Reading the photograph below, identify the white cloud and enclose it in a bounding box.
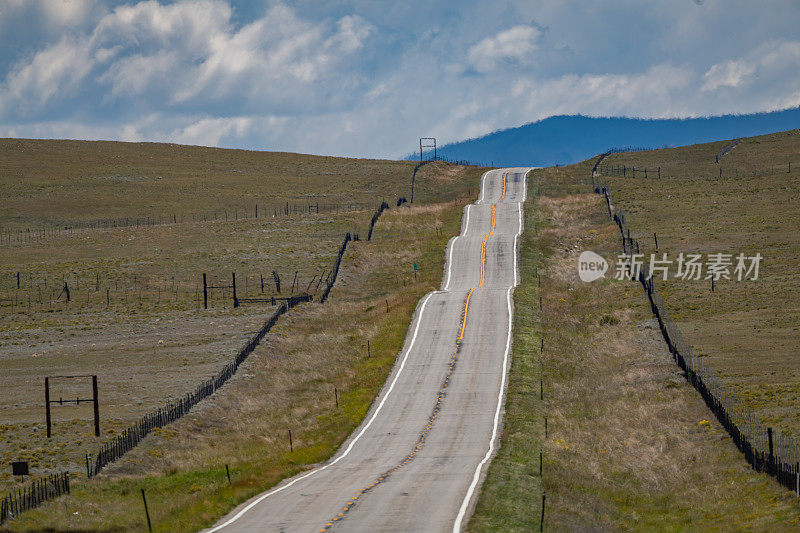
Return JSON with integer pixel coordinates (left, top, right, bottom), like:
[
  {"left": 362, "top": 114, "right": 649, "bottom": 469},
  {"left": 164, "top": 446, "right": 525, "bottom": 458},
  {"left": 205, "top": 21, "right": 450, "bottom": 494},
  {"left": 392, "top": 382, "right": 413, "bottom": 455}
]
[
  {"left": 41, "top": 0, "right": 97, "bottom": 28},
  {"left": 0, "top": 1, "right": 375, "bottom": 116},
  {"left": 170, "top": 116, "right": 255, "bottom": 146},
  {"left": 1, "top": 1, "right": 800, "bottom": 158},
  {"left": 702, "top": 40, "right": 800, "bottom": 92},
  {"left": 1, "top": 37, "right": 94, "bottom": 114},
  {"left": 702, "top": 60, "right": 756, "bottom": 91},
  {"left": 467, "top": 24, "right": 542, "bottom": 73}
]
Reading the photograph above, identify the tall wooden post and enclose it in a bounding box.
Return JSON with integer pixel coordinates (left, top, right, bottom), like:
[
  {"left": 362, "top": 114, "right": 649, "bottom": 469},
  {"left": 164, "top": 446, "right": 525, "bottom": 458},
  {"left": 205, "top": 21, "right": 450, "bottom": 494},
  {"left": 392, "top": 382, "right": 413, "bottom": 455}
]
[
  {"left": 203, "top": 273, "right": 208, "bottom": 309},
  {"left": 92, "top": 375, "right": 100, "bottom": 437},
  {"left": 232, "top": 272, "right": 239, "bottom": 308},
  {"left": 45, "top": 377, "right": 52, "bottom": 438}
]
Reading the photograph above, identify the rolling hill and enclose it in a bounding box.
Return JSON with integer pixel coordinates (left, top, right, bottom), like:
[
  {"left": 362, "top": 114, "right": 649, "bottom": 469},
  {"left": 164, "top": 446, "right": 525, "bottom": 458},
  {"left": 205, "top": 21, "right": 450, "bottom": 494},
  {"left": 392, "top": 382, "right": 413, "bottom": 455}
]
[{"left": 425, "top": 108, "right": 800, "bottom": 167}]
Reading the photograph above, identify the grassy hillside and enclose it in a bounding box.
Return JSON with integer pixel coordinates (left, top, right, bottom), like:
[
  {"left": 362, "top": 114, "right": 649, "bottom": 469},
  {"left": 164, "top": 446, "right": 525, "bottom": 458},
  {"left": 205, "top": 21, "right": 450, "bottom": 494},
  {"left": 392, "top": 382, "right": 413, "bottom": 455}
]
[
  {"left": 594, "top": 130, "right": 800, "bottom": 438},
  {"left": 470, "top": 158, "right": 800, "bottom": 530},
  {"left": 0, "top": 139, "right": 482, "bottom": 507}
]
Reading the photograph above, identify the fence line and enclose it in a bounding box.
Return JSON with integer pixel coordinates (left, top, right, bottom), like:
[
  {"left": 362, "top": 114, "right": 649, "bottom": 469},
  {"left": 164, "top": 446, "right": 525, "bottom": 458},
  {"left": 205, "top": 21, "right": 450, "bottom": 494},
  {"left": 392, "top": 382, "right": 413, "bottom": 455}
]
[
  {"left": 0, "top": 201, "right": 372, "bottom": 247},
  {"left": 596, "top": 159, "right": 796, "bottom": 180},
  {"left": 593, "top": 170, "right": 800, "bottom": 494},
  {"left": 0, "top": 472, "right": 70, "bottom": 525},
  {"left": 716, "top": 139, "right": 740, "bottom": 163},
  {"left": 87, "top": 197, "right": 397, "bottom": 475},
  {"left": 367, "top": 202, "right": 389, "bottom": 241},
  {"left": 89, "top": 293, "right": 312, "bottom": 477},
  {"left": 319, "top": 233, "right": 353, "bottom": 304}
]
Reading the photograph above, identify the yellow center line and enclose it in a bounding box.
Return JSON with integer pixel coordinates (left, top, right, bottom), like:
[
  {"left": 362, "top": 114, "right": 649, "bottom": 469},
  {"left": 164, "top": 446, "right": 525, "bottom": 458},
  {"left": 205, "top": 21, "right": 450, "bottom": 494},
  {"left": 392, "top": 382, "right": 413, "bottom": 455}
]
[
  {"left": 479, "top": 234, "right": 488, "bottom": 288},
  {"left": 320, "top": 170, "right": 509, "bottom": 530},
  {"left": 480, "top": 171, "right": 506, "bottom": 288},
  {"left": 320, "top": 287, "right": 476, "bottom": 530}
]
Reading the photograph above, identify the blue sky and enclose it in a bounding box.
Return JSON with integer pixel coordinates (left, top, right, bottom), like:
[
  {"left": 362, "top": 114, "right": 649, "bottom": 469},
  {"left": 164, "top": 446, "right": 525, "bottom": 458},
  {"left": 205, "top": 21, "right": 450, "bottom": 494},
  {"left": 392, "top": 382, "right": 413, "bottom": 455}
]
[{"left": 1, "top": 0, "right": 799, "bottom": 158}]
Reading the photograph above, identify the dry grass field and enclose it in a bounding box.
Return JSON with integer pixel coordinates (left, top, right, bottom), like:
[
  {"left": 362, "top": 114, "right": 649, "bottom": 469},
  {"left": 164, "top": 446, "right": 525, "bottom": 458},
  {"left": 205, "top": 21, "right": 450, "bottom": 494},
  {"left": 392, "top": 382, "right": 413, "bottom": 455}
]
[
  {"left": 591, "top": 131, "right": 800, "bottom": 438},
  {"left": 0, "top": 139, "right": 480, "bottom": 505},
  {"left": 469, "top": 166, "right": 800, "bottom": 531},
  {"left": 4, "top": 163, "right": 483, "bottom": 531}
]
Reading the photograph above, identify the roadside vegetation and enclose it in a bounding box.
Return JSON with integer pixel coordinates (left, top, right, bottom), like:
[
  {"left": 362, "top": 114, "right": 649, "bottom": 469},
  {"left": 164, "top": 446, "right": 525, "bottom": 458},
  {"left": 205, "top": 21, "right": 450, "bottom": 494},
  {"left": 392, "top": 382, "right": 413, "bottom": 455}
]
[
  {"left": 469, "top": 152, "right": 800, "bottom": 529},
  {"left": 596, "top": 130, "right": 800, "bottom": 438}
]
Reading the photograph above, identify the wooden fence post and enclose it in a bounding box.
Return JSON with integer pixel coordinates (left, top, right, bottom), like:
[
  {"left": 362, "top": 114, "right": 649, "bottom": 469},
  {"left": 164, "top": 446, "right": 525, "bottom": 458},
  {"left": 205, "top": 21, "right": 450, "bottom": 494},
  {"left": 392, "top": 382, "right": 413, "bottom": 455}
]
[
  {"left": 232, "top": 272, "right": 239, "bottom": 308},
  {"left": 540, "top": 492, "right": 546, "bottom": 532},
  {"left": 45, "top": 377, "right": 51, "bottom": 438},
  {"left": 141, "top": 489, "right": 152, "bottom": 532},
  {"left": 92, "top": 375, "right": 100, "bottom": 437}
]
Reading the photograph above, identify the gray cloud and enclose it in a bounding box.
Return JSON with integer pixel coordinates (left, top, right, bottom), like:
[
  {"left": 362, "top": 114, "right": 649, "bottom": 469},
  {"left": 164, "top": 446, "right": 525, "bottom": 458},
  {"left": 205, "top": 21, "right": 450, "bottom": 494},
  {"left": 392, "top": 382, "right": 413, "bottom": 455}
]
[{"left": 1, "top": 0, "right": 799, "bottom": 158}]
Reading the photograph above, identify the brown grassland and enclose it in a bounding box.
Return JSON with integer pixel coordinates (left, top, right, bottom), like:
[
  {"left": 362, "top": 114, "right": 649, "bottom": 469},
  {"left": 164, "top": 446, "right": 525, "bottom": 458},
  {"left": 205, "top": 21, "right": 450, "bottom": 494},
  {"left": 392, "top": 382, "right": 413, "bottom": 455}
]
[
  {"left": 469, "top": 163, "right": 800, "bottom": 530},
  {"left": 0, "top": 138, "right": 483, "bottom": 530},
  {"left": 595, "top": 131, "right": 800, "bottom": 438}
]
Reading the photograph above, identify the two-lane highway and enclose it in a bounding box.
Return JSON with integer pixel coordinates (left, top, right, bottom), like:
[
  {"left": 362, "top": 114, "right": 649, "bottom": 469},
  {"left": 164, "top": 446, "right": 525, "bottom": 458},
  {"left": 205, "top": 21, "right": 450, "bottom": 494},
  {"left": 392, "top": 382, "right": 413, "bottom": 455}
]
[{"left": 207, "top": 167, "right": 531, "bottom": 532}]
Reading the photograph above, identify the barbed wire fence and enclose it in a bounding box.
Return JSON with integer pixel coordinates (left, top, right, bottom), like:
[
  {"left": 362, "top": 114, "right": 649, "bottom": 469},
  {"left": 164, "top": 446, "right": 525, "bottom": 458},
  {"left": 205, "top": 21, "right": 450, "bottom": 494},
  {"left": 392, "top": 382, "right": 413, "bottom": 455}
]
[
  {"left": 592, "top": 162, "right": 800, "bottom": 495},
  {"left": 0, "top": 201, "right": 372, "bottom": 247},
  {"left": 596, "top": 156, "right": 797, "bottom": 180}
]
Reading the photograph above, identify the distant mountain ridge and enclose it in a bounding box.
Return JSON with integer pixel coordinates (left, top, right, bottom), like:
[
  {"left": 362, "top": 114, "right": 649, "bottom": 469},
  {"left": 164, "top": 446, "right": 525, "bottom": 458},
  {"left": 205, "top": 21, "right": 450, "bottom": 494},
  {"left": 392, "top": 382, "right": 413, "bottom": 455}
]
[{"left": 421, "top": 108, "right": 800, "bottom": 167}]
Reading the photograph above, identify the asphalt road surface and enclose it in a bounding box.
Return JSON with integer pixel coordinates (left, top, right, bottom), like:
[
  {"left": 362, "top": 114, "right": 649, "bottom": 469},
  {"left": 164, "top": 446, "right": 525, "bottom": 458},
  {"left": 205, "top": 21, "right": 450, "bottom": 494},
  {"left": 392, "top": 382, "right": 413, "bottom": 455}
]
[{"left": 207, "top": 167, "right": 531, "bottom": 533}]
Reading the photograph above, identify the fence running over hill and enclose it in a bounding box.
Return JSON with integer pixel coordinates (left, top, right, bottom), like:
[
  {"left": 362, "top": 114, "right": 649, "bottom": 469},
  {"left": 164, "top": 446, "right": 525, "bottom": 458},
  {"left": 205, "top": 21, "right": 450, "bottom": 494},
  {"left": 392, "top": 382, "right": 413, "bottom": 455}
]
[
  {"left": 0, "top": 201, "right": 372, "bottom": 247},
  {"left": 596, "top": 156, "right": 797, "bottom": 180},
  {"left": 0, "top": 472, "right": 70, "bottom": 525},
  {"left": 87, "top": 196, "right": 398, "bottom": 476},
  {"left": 367, "top": 202, "right": 390, "bottom": 241},
  {"left": 716, "top": 139, "right": 740, "bottom": 162},
  {"left": 88, "top": 293, "right": 312, "bottom": 477},
  {"left": 592, "top": 170, "right": 800, "bottom": 495},
  {"left": 319, "top": 233, "right": 353, "bottom": 304}
]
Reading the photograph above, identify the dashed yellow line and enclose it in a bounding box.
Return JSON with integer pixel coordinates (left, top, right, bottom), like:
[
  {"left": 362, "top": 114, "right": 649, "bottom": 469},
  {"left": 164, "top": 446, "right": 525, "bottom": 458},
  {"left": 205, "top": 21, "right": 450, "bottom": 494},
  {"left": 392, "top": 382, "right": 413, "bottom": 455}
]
[
  {"left": 320, "top": 288, "right": 475, "bottom": 531},
  {"left": 480, "top": 171, "right": 506, "bottom": 288},
  {"left": 479, "top": 234, "right": 488, "bottom": 288},
  {"left": 319, "top": 171, "right": 510, "bottom": 531}
]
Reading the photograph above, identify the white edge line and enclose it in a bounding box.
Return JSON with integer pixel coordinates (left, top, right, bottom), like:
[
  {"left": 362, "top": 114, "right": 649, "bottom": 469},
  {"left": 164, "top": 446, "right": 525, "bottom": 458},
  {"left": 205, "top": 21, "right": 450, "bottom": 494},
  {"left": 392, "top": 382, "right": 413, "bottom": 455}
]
[
  {"left": 210, "top": 167, "right": 511, "bottom": 532},
  {"left": 443, "top": 204, "right": 470, "bottom": 291},
  {"left": 452, "top": 168, "right": 528, "bottom": 532},
  {"left": 444, "top": 169, "right": 491, "bottom": 291},
  {"left": 478, "top": 170, "right": 488, "bottom": 204},
  {"left": 207, "top": 291, "right": 437, "bottom": 532}
]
